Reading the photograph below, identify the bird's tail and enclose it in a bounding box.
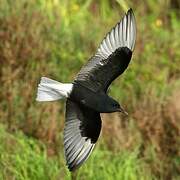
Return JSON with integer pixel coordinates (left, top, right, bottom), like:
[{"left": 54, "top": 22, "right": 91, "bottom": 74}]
[{"left": 36, "top": 77, "right": 73, "bottom": 102}]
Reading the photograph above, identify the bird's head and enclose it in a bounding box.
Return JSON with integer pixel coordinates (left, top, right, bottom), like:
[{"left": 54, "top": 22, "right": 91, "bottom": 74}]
[
  {"left": 106, "top": 97, "right": 128, "bottom": 115},
  {"left": 111, "top": 102, "right": 128, "bottom": 115}
]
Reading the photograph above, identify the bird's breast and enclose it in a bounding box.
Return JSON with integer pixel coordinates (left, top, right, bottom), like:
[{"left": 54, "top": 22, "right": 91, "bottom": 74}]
[{"left": 69, "top": 83, "right": 109, "bottom": 112}]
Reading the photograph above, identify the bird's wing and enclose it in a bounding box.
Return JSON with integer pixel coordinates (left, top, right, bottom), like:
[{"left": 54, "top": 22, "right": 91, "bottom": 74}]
[
  {"left": 64, "top": 99, "right": 101, "bottom": 171},
  {"left": 75, "top": 9, "right": 136, "bottom": 92}
]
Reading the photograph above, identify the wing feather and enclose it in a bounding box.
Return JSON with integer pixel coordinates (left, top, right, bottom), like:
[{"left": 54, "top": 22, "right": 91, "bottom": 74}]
[
  {"left": 64, "top": 99, "right": 101, "bottom": 171},
  {"left": 75, "top": 9, "right": 136, "bottom": 92}
]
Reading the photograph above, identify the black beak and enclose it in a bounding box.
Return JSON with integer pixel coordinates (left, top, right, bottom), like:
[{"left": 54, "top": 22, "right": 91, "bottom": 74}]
[{"left": 117, "top": 107, "right": 128, "bottom": 116}]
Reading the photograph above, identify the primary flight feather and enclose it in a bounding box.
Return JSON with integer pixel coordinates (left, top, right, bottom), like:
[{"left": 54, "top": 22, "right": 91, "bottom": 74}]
[{"left": 36, "top": 8, "right": 136, "bottom": 171}]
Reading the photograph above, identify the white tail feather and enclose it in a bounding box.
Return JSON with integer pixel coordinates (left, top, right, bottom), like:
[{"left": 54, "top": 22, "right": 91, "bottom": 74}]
[{"left": 36, "top": 77, "right": 73, "bottom": 102}]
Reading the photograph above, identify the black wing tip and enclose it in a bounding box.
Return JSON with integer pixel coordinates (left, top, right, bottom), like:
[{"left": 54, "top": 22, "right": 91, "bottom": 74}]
[
  {"left": 68, "top": 164, "right": 77, "bottom": 172},
  {"left": 126, "top": 8, "right": 135, "bottom": 18},
  {"left": 67, "top": 159, "right": 82, "bottom": 172},
  {"left": 127, "top": 8, "right": 133, "bottom": 14}
]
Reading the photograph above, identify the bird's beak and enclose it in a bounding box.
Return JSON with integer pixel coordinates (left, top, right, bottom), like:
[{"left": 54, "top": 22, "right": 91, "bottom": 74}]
[{"left": 117, "top": 107, "right": 128, "bottom": 116}]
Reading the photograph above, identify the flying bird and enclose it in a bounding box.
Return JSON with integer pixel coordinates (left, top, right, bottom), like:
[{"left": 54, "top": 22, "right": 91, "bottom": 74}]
[{"left": 36, "top": 8, "right": 136, "bottom": 171}]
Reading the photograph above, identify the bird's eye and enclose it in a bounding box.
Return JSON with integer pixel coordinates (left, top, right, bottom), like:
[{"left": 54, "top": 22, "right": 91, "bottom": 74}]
[{"left": 113, "top": 104, "right": 119, "bottom": 108}]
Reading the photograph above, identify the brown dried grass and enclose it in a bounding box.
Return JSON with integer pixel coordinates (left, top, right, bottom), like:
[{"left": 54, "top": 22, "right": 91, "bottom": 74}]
[{"left": 102, "top": 89, "right": 180, "bottom": 179}]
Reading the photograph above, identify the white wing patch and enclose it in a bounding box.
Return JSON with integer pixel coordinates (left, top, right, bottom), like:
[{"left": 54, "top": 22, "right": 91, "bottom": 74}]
[{"left": 96, "top": 9, "right": 136, "bottom": 59}]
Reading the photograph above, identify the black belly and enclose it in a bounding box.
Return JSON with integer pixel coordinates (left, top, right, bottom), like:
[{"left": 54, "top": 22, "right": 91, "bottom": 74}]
[{"left": 69, "top": 82, "right": 110, "bottom": 112}]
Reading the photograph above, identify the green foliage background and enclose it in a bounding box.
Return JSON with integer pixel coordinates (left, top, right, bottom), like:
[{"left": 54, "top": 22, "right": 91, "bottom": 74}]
[{"left": 0, "top": 0, "right": 179, "bottom": 179}]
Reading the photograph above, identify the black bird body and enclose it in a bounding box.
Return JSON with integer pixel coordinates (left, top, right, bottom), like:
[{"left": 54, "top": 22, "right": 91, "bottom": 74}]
[
  {"left": 36, "top": 9, "right": 136, "bottom": 171},
  {"left": 70, "top": 82, "right": 118, "bottom": 113},
  {"left": 70, "top": 46, "right": 132, "bottom": 113}
]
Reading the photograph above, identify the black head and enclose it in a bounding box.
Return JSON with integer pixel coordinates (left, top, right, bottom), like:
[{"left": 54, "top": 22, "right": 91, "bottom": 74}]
[
  {"left": 107, "top": 98, "right": 121, "bottom": 112},
  {"left": 101, "top": 96, "right": 128, "bottom": 115}
]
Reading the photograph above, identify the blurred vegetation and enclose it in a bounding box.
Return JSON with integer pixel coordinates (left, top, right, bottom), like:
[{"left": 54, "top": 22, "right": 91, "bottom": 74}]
[{"left": 0, "top": 0, "right": 179, "bottom": 179}]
